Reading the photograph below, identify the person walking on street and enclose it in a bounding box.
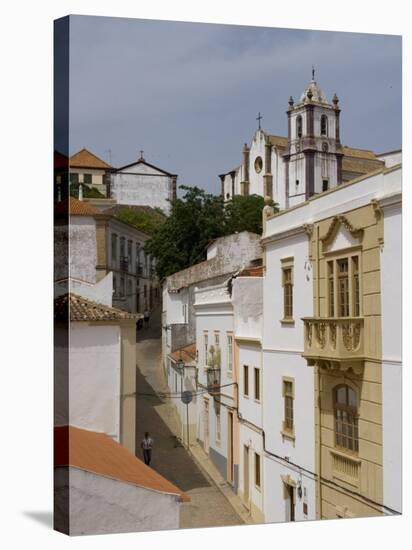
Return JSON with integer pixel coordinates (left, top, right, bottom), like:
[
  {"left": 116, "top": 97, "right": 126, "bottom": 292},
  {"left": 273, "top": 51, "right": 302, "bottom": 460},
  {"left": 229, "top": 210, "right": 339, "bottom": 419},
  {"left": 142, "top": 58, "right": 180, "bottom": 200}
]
[
  {"left": 141, "top": 432, "right": 154, "bottom": 466},
  {"left": 144, "top": 308, "right": 150, "bottom": 328}
]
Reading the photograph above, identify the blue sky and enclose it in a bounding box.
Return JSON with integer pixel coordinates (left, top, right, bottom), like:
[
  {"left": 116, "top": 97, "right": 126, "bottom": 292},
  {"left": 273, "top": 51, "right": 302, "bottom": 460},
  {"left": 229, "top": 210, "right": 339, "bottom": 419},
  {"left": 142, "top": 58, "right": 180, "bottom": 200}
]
[{"left": 67, "top": 16, "right": 402, "bottom": 194}]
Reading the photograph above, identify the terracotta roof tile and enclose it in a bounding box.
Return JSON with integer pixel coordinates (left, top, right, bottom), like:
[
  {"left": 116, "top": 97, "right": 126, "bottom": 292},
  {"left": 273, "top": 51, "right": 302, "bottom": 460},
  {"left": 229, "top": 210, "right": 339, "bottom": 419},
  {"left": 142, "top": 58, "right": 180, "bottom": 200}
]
[
  {"left": 54, "top": 426, "right": 189, "bottom": 502},
  {"left": 267, "top": 135, "right": 289, "bottom": 148},
  {"left": 70, "top": 148, "right": 112, "bottom": 169},
  {"left": 239, "top": 265, "right": 264, "bottom": 277},
  {"left": 342, "top": 157, "right": 384, "bottom": 175},
  {"left": 169, "top": 343, "right": 197, "bottom": 364},
  {"left": 340, "top": 146, "right": 380, "bottom": 160},
  {"left": 54, "top": 293, "right": 139, "bottom": 322},
  {"left": 55, "top": 197, "right": 100, "bottom": 218}
]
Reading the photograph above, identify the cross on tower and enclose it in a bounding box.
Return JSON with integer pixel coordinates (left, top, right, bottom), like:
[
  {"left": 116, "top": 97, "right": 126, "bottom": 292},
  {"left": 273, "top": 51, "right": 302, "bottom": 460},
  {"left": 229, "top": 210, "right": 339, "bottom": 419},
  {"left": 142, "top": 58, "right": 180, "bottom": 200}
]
[
  {"left": 139, "top": 150, "right": 144, "bottom": 160},
  {"left": 256, "top": 112, "right": 263, "bottom": 130},
  {"left": 312, "top": 65, "right": 315, "bottom": 80}
]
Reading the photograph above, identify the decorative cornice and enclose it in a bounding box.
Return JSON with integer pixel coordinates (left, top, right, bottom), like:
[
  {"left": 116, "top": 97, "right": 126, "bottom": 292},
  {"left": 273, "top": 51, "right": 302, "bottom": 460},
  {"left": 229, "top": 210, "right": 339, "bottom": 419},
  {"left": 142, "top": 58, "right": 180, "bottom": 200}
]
[
  {"left": 320, "top": 215, "right": 363, "bottom": 245},
  {"left": 261, "top": 225, "right": 307, "bottom": 246},
  {"left": 303, "top": 223, "right": 314, "bottom": 239}
]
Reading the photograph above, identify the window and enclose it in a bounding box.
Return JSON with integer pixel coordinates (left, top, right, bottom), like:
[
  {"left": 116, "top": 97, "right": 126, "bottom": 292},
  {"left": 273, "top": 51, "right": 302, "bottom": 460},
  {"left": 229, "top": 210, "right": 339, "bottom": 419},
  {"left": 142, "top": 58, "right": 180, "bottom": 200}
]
[
  {"left": 216, "top": 412, "right": 221, "bottom": 443},
  {"left": 70, "top": 172, "right": 79, "bottom": 185},
  {"left": 283, "top": 379, "right": 294, "bottom": 433},
  {"left": 295, "top": 179, "right": 299, "bottom": 186},
  {"left": 128, "top": 240, "right": 133, "bottom": 263},
  {"left": 204, "top": 333, "right": 209, "bottom": 367},
  {"left": 111, "top": 234, "right": 118, "bottom": 264},
  {"left": 328, "top": 262, "right": 335, "bottom": 317},
  {"left": 254, "top": 156, "right": 263, "bottom": 173},
  {"left": 214, "top": 332, "right": 221, "bottom": 368},
  {"left": 334, "top": 385, "right": 359, "bottom": 453},
  {"left": 282, "top": 266, "right": 293, "bottom": 320},
  {"left": 120, "top": 236, "right": 125, "bottom": 259},
  {"left": 182, "top": 304, "right": 187, "bottom": 323},
  {"left": 243, "top": 365, "right": 249, "bottom": 397},
  {"left": 254, "top": 368, "right": 260, "bottom": 401},
  {"left": 328, "top": 255, "right": 361, "bottom": 318},
  {"left": 255, "top": 453, "right": 261, "bottom": 488},
  {"left": 353, "top": 257, "right": 360, "bottom": 317},
  {"left": 296, "top": 115, "right": 302, "bottom": 138},
  {"left": 127, "top": 279, "right": 132, "bottom": 299},
  {"left": 337, "top": 259, "right": 349, "bottom": 317},
  {"left": 113, "top": 274, "right": 117, "bottom": 297},
  {"left": 322, "top": 179, "right": 329, "bottom": 192},
  {"left": 214, "top": 332, "right": 220, "bottom": 348},
  {"left": 227, "top": 334, "right": 233, "bottom": 373},
  {"left": 136, "top": 244, "right": 142, "bottom": 274},
  {"left": 120, "top": 276, "right": 125, "bottom": 297},
  {"left": 321, "top": 115, "right": 328, "bottom": 136},
  {"left": 83, "top": 173, "right": 92, "bottom": 184}
]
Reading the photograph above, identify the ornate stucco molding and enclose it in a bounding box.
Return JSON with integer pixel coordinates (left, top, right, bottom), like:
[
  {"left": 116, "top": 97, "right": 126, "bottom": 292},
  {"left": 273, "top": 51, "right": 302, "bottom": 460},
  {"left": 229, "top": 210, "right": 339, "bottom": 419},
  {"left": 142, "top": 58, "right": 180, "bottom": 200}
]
[{"left": 320, "top": 214, "right": 364, "bottom": 245}]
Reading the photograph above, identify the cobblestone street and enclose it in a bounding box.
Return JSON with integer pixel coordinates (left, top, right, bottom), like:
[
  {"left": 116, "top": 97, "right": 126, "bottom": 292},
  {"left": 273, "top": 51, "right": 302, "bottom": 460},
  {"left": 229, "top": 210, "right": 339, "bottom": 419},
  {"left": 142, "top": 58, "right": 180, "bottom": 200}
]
[{"left": 135, "top": 324, "right": 244, "bottom": 529}]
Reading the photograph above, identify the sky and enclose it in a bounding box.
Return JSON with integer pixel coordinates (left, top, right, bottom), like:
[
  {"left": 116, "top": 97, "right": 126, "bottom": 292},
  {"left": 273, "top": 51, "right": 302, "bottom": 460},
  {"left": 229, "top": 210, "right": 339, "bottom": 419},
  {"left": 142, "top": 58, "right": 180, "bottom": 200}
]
[{"left": 64, "top": 16, "right": 402, "bottom": 195}]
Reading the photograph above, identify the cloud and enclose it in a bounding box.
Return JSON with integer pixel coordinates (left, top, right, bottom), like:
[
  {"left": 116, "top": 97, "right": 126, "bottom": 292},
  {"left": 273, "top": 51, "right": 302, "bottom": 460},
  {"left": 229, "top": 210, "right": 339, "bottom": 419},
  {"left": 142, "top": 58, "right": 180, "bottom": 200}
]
[{"left": 66, "top": 16, "right": 401, "bottom": 193}]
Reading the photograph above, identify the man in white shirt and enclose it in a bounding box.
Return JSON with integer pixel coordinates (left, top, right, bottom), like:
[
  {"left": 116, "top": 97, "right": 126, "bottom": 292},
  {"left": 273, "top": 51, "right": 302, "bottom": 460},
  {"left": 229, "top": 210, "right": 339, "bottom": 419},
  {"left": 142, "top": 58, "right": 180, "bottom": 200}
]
[{"left": 141, "top": 431, "right": 154, "bottom": 466}]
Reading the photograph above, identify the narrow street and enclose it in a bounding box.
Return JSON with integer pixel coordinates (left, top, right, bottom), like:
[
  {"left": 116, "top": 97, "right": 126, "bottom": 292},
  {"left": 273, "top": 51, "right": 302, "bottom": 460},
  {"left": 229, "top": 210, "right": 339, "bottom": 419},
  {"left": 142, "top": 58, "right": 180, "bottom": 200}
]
[{"left": 135, "top": 322, "right": 244, "bottom": 529}]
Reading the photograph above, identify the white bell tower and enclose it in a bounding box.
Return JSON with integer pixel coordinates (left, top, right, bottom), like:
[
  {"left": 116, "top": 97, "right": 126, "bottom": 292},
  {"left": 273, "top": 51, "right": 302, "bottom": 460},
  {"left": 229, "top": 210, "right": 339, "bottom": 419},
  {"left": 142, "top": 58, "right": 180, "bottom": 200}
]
[{"left": 283, "top": 69, "right": 343, "bottom": 206}]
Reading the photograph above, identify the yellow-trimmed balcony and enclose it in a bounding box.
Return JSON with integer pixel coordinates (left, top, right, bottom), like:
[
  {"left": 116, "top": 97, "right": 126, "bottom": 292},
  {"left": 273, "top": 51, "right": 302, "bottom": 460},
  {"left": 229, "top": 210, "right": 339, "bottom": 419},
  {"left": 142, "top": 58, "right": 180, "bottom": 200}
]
[{"left": 302, "top": 317, "right": 364, "bottom": 373}]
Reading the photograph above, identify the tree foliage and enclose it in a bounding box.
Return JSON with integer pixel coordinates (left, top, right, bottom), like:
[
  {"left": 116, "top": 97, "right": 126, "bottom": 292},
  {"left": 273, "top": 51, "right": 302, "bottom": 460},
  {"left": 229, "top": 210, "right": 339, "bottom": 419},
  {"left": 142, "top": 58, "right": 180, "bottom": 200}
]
[
  {"left": 145, "top": 186, "right": 278, "bottom": 280},
  {"left": 69, "top": 183, "right": 105, "bottom": 199},
  {"left": 114, "top": 207, "right": 166, "bottom": 236}
]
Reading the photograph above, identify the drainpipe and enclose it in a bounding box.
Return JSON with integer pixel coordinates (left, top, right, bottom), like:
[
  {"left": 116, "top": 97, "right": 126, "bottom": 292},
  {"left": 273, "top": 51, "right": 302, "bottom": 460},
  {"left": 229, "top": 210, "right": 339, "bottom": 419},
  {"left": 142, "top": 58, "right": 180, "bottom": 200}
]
[{"left": 315, "top": 224, "right": 322, "bottom": 519}]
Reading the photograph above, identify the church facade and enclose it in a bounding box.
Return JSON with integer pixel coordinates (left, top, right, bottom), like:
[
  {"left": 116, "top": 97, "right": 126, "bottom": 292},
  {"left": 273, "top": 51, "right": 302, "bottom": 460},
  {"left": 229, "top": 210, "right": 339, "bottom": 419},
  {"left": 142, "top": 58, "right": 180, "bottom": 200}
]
[
  {"left": 220, "top": 75, "right": 387, "bottom": 209},
  {"left": 109, "top": 153, "right": 177, "bottom": 215}
]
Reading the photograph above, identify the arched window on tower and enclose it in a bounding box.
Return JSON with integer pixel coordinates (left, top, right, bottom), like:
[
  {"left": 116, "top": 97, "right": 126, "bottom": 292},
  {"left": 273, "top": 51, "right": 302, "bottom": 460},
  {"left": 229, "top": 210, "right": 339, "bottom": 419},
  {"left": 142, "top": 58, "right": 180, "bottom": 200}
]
[
  {"left": 296, "top": 115, "right": 303, "bottom": 139},
  {"left": 321, "top": 115, "right": 328, "bottom": 136}
]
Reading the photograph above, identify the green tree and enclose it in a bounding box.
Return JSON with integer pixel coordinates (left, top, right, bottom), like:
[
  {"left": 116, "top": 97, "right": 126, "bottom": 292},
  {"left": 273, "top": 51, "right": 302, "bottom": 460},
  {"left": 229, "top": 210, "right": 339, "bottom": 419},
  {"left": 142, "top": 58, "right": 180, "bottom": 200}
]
[
  {"left": 69, "top": 182, "right": 105, "bottom": 199},
  {"left": 114, "top": 207, "right": 166, "bottom": 236},
  {"left": 224, "top": 194, "right": 278, "bottom": 235},
  {"left": 145, "top": 186, "right": 278, "bottom": 280},
  {"left": 145, "top": 186, "right": 225, "bottom": 279}
]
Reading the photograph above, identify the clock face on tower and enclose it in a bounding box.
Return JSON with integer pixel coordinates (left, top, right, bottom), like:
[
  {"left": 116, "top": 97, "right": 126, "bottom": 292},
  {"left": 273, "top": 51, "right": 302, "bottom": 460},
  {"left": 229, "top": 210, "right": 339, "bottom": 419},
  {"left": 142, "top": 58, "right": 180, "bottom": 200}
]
[{"left": 254, "top": 156, "right": 263, "bottom": 173}]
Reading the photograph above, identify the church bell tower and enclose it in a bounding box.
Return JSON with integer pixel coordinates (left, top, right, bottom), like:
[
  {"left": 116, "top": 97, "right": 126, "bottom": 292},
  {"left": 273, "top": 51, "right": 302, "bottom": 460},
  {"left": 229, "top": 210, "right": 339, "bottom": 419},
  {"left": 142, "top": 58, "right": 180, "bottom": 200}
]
[{"left": 283, "top": 69, "right": 343, "bottom": 205}]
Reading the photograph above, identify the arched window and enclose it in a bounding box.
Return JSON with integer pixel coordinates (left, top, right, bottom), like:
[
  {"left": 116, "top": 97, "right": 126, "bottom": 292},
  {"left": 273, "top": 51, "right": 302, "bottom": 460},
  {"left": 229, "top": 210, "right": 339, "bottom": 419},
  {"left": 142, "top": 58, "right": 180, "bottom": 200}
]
[
  {"left": 334, "top": 385, "right": 359, "bottom": 452},
  {"left": 321, "top": 115, "right": 328, "bottom": 136},
  {"left": 296, "top": 115, "right": 303, "bottom": 138}
]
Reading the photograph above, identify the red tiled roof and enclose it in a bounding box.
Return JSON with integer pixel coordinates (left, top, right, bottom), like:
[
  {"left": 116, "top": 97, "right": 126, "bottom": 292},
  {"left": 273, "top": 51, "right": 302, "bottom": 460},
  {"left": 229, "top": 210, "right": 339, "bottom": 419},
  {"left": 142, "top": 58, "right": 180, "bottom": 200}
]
[
  {"left": 239, "top": 266, "right": 264, "bottom": 277},
  {"left": 54, "top": 293, "right": 139, "bottom": 322},
  {"left": 70, "top": 148, "right": 112, "bottom": 169},
  {"left": 169, "top": 343, "right": 197, "bottom": 363},
  {"left": 54, "top": 426, "right": 189, "bottom": 502},
  {"left": 55, "top": 196, "right": 100, "bottom": 217}
]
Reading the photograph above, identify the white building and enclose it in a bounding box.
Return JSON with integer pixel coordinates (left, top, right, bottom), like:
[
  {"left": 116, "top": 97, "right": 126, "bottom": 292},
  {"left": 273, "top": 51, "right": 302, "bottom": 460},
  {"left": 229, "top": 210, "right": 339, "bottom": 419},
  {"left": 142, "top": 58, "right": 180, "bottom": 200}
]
[
  {"left": 261, "top": 162, "right": 402, "bottom": 520},
  {"left": 219, "top": 73, "right": 396, "bottom": 210},
  {"left": 162, "top": 232, "right": 262, "bottom": 467},
  {"left": 261, "top": 203, "right": 317, "bottom": 523},
  {"left": 54, "top": 292, "right": 139, "bottom": 455},
  {"left": 110, "top": 153, "right": 177, "bottom": 215},
  {"left": 166, "top": 343, "right": 198, "bottom": 446},
  {"left": 194, "top": 281, "right": 236, "bottom": 487},
  {"left": 54, "top": 426, "right": 188, "bottom": 535},
  {"left": 232, "top": 266, "right": 265, "bottom": 522}
]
